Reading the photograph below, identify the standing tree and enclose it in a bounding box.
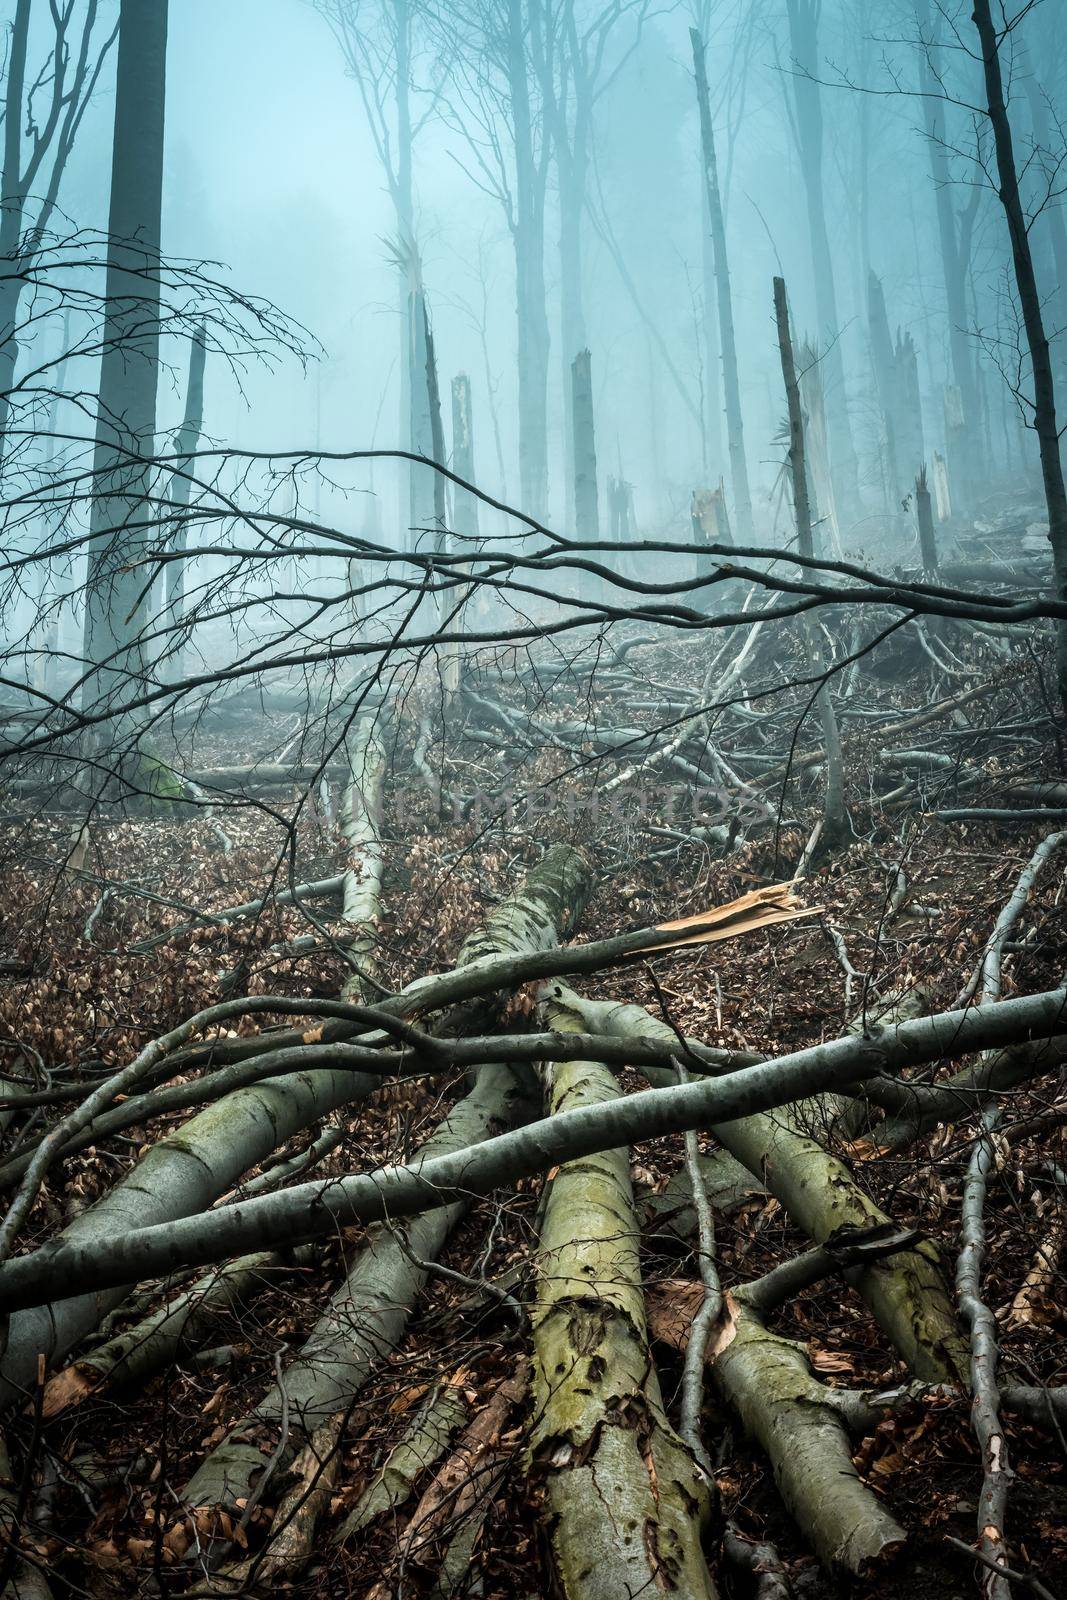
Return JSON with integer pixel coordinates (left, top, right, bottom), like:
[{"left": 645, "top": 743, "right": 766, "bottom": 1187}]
[
  {"left": 774, "top": 275, "right": 847, "bottom": 846},
  {"left": 435, "top": 0, "right": 552, "bottom": 520},
  {"left": 970, "top": 0, "right": 1067, "bottom": 709},
  {"left": 690, "top": 24, "right": 753, "bottom": 540},
  {"left": 782, "top": 0, "right": 860, "bottom": 513},
  {"left": 81, "top": 0, "right": 168, "bottom": 723},
  {"left": 314, "top": 0, "right": 451, "bottom": 530},
  {"left": 451, "top": 372, "right": 480, "bottom": 537},
  {"left": 913, "top": 0, "right": 984, "bottom": 503},
  {"left": 529, "top": 0, "right": 646, "bottom": 518},
  {"left": 0, "top": 0, "right": 117, "bottom": 456},
  {"left": 160, "top": 324, "right": 206, "bottom": 683}
]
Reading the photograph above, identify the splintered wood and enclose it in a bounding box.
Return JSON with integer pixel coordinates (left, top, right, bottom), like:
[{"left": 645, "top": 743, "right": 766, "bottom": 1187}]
[{"left": 636, "top": 881, "right": 822, "bottom": 954}]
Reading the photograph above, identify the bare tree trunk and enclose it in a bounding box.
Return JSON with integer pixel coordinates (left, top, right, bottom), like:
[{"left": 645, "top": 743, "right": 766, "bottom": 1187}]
[
  {"left": 571, "top": 348, "right": 599, "bottom": 541},
  {"left": 559, "top": 165, "right": 585, "bottom": 524},
  {"left": 0, "top": 0, "right": 31, "bottom": 453},
  {"left": 407, "top": 278, "right": 436, "bottom": 541},
  {"left": 916, "top": 465, "right": 939, "bottom": 574},
  {"left": 161, "top": 324, "right": 206, "bottom": 681},
  {"left": 0, "top": 1060, "right": 377, "bottom": 1413},
  {"left": 527, "top": 989, "right": 718, "bottom": 1600},
  {"left": 868, "top": 272, "right": 904, "bottom": 511},
  {"left": 691, "top": 28, "right": 753, "bottom": 541},
  {"left": 1018, "top": 37, "right": 1067, "bottom": 386},
  {"left": 897, "top": 328, "right": 926, "bottom": 489},
  {"left": 914, "top": 0, "right": 982, "bottom": 501},
  {"left": 423, "top": 296, "right": 448, "bottom": 545},
  {"left": 451, "top": 373, "right": 479, "bottom": 536},
  {"left": 508, "top": 0, "right": 549, "bottom": 519},
  {"left": 784, "top": 0, "right": 859, "bottom": 513},
  {"left": 699, "top": 167, "right": 723, "bottom": 478},
  {"left": 81, "top": 0, "right": 168, "bottom": 712},
  {"left": 972, "top": 0, "right": 1067, "bottom": 710},
  {"left": 774, "top": 276, "right": 848, "bottom": 845}
]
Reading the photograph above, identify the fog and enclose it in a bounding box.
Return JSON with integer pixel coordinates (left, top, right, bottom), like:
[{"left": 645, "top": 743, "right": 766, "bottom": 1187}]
[{"left": 34, "top": 0, "right": 1055, "bottom": 557}]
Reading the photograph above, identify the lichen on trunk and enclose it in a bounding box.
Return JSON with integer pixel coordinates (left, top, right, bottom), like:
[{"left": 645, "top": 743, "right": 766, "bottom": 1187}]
[{"left": 527, "top": 990, "right": 717, "bottom": 1600}]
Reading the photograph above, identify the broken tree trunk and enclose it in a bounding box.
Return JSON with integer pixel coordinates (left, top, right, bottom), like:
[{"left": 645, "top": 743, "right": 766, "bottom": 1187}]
[
  {"left": 450, "top": 374, "right": 478, "bottom": 538},
  {"left": 572, "top": 349, "right": 599, "bottom": 543},
  {"left": 130, "top": 874, "right": 345, "bottom": 955},
  {"left": 162, "top": 322, "right": 206, "bottom": 683},
  {"left": 5, "top": 988, "right": 1063, "bottom": 1314},
  {"left": 526, "top": 989, "right": 717, "bottom": 1600},
  {"left": 651, "top": 1281, "right": 906, "bottom": 1574},
  {"left": 365, "top": 1361, "right": 528, "bottom": 1600},
  {"left": 178, "top": 1061, "right": 539, "bottom": 1553},
  {"left": 40, "top": 1249, "right": 316, "bottom": 1416},
  {"left": 774, "top": 275, "right": 848, "bottom": 846},
  {"left": 916, "top": 465, "right": 939, "bottom": 574},
  {"left": 691, "top": 27, "right": 753, "bottom": 542},
  {"left": 333, "top": 1380, "right": 468, "bottom": 1543}
]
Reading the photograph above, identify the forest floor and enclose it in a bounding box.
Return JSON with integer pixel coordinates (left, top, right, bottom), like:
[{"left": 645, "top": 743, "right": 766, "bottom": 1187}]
[{"left": 0, "top": 624, "right": 1064, "bottom": 1598}]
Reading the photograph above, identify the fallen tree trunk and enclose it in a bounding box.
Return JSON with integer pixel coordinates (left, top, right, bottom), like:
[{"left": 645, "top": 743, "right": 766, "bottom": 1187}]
[
  {"left": 648, "top": 1281, "right": 906, "bottom": 1574},
  {"left": 40, "top": 1247, "right": 316, "bottom": 1416},
  {"left": 363, "top": 1361, "right": 528, "bottom": 1600},
  {"left": 130, "top": 874, "right": 345, "bottom": 955},
  {"left": 178, "top": 844, "right": 592, "bottom": 1568},
  {"left": 871, "top": 1034, "right": 1067, "bottom": 1152},
  {"left": 333, "top": 1381, "right": 469, "bottom": 1543},
  {"left": 3, "top": 988, "right": 1062, "bottom": 1315},
  {"left": 545, "top": 982, "right": 971, "bottom": 1381},
  {"left": 526, "top": 990, "right": 717, "bottom": 1600},
  {"left": 159, "top": 881, "right": 817, "bottom": 1077},
  {"left": 178, "top": 1060, "right": 539, "bottom": 1551},
  {"left": 0, "top": 1060, "right": 379, "bottom": 1413}
]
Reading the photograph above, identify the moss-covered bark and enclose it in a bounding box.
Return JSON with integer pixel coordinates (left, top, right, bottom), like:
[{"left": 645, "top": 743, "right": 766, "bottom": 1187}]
[
  {"left": 180, "top": 1061, "right": 535, "bottom": 1527},
  {"left": 711, "top": 1294, "right": 905, "bottom": 1573},
  {"left": 334, "top": 1383, "right": 468, "bottom": 1542},
  {"left": 0, "top": 1065, "right": 376, "bottom": 1414},
  {"left": 179, "top": 846, "right": 592, "bottom": 1561},
  {"left": 528, "top": 993, "right": 717, "bottom": 1600},
  {"left": 548, "top": 983, "right": 967, "bottom": 1383},
  {"left": 42, "top": 1247, "right": 314, "bottom": 1415},
  {"left": 340, "top": 715, "right": 388, "bottom": 1000}
]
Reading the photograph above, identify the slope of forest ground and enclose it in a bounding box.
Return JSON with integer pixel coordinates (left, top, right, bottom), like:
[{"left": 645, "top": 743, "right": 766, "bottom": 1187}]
[{"left": 0, "top": 618, "right": 1064, "bottom": 1599}]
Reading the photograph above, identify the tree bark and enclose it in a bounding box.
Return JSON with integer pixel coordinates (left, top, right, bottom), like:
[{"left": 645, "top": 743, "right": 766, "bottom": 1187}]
[
  {"left": 774, "top": 275, "right": 848, "bottom": 845},
  {"left": 971, "top": 0, "right": 1067, "bottom": 708},
  {"left": 665, "top": 1288, "right": 907, "bottom": 1573},
  {"left": 914, "top": 0, "right": 983, "bottom": 501},
  {"left": 339, "top": 715, "right": 388, "bottom": 1000},
  {"left": 571, "top": 349, "right": 598, "bottom": 539},
  {"left": 508, "top": 0, "right": 550, "bottom": 519},
  {"left": 4, "top": 987, "right": 1063, "bottom": 1315},
  {"left": 178, "top": 844, "right": 592, "bottom": 1556},
  {"left": 551, "top": 981, "right": 972, "bottom": 1384},
  {"left": 0, "top": 1061, "right": 378, "bottom": 1414},
  {"left": 81, "top": 0, "right": 169, "bottom": 711},
  {"left": 784, "top": 0, "right": 859, "bottom": 511},
  {"left": 527, "top": 989, "right": 718, "bottom": 1600},
  {"left": 450, "top": 373, "right": 479, "bottom": 537},
  {"left": 691, "top": 28, "right": 753, "bottom": 541},
  {"left": 161, "top": 324, "right": 206, "bottom": 681}
]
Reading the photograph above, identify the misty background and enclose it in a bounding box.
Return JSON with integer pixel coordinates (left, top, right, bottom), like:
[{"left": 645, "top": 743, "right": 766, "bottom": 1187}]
[{"left": 12, "top": 0, "right": 1065, "bottom": 608}]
